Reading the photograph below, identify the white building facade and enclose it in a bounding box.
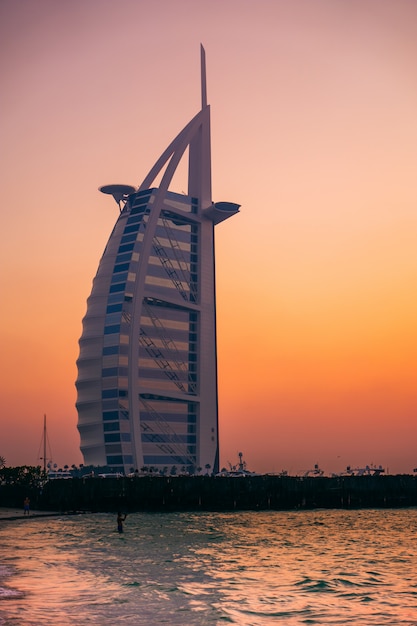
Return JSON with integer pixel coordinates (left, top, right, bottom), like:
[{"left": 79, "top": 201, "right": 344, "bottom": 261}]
[{"left": 75, "top": 47, "right": 239, "bottom": 474}]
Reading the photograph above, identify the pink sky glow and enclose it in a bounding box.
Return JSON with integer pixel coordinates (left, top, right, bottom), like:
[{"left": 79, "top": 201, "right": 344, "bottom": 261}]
[{"left": 1, "top": 0, "right": 417, "bottom": 474}]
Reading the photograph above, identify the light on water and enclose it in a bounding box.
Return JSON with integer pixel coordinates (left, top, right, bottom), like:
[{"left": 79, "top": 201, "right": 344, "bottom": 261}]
[{"left": 1, "top": 509, "right": 416, "bottom": 625}]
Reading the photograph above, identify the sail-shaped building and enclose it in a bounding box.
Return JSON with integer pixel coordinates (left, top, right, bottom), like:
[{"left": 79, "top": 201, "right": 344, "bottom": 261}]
[{"left": 75, "top": 47, "right": 239, "bottom": 475}]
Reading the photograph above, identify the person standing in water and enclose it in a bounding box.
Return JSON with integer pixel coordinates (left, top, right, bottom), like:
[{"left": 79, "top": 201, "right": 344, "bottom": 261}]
[{"left": 117, "top": 512, "right": 127, "bottom": 533}]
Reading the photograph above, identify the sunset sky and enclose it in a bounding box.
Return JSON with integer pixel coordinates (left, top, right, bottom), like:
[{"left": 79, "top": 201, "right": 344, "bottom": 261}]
[{"left": 1, "top": 0, "right": 416, "bottom": 474}]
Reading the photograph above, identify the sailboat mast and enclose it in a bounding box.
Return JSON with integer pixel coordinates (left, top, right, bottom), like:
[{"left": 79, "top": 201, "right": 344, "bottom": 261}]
[{"left": 43, "top": 414, "right": 47, "bottom": 473}]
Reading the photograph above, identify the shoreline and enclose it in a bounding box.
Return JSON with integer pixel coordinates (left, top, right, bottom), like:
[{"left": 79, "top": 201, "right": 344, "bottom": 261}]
[{"left": 0, "top": 508, "right": 89, "bottom": 522}]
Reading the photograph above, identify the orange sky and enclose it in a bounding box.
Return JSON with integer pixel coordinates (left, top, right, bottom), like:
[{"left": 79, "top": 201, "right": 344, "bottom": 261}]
[{"left": 1, "top": 0, "right": 416, "bottom": 474}]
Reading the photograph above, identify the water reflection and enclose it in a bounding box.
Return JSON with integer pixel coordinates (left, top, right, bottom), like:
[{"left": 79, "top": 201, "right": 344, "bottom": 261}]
[{"left": 0, "top": 509, "right": 416, "bottom": 625}]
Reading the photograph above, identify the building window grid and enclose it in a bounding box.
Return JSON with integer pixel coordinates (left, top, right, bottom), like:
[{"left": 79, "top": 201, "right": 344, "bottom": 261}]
[
  {"left": 139, "top": 398, "right": 197, "bottom": 468},
  {"left": 102, "top": 199, "right": 145, "bottom": 443},
  {"left": 99, "top": 192, "right": 200, "bottom": 470}
]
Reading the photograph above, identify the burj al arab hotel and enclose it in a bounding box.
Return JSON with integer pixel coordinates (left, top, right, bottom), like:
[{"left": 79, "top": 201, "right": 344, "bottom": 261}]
[{"left": 75, "top": 47, "right": 239, "bottom": 475}]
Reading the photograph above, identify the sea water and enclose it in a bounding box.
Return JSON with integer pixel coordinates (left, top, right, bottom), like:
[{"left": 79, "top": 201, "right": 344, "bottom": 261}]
[{"left": 0, "top": 509, "right": 416, "bottom": 625}]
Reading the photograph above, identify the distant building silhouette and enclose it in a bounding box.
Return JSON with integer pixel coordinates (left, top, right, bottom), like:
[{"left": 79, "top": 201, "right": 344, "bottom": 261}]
[{"left": 75, "top": 47, "right": 239, "bottom": 475}]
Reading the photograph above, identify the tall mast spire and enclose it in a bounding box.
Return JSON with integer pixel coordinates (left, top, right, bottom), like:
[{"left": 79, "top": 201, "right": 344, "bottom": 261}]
[
  {"left": 43, "top": 415, "right": 46, "bottom": 473},
  {"left": 201, "top": 44, "right": 207, "bottom": 109}
]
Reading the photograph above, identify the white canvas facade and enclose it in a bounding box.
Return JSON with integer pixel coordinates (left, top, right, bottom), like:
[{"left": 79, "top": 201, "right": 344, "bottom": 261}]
[{"left": 75, "top": 47, "right": 239, "bottom": 474}]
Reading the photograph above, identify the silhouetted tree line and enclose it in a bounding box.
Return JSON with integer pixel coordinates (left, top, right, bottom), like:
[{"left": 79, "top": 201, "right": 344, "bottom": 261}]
[{"left": 0, "top": 465, "right": 46, "bottom": 487}]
